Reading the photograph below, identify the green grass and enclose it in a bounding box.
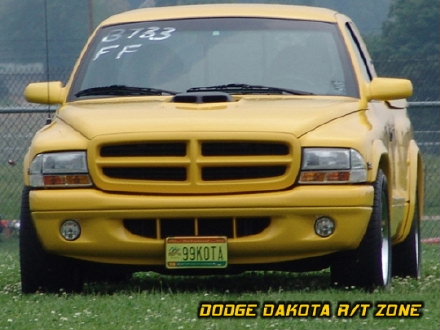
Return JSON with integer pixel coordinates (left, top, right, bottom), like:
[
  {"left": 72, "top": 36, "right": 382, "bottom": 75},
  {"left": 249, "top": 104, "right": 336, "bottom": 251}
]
[{"left": 0, "top": 237, "right": 439, "bottom": 330}]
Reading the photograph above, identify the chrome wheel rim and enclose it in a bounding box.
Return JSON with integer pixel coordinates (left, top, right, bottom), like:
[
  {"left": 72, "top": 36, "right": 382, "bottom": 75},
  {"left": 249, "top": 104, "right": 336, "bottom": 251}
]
[{"left": 381, "top": 192, "right": 391, "bottom": 285}]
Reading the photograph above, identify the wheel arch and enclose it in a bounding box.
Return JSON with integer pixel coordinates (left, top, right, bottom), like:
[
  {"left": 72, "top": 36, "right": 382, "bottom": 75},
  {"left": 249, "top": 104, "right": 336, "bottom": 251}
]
[
  {"left": 394, "top": 140, "right": 424, "bottom": 244},
  {"left": 414, "top": 143, "right": 425, "bottom": 219},
  {"left": 369, "top": 140, "right": 391, "bottom": 185}
]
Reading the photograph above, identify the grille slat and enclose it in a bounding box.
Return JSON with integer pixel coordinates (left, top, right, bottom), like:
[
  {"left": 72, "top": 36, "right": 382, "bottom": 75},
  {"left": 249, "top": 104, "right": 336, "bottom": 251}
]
[
  {"left": 103, "top": 167, "right": 187, "bottom": 181},
  {"left": 202, "top": 142, "right": 289, "bottom": 156},
  {"left": 101, "top": 142, "right": 186, "bottom": 157},
  {"left": 123, "top": 217, "right": 270, "bottom": 239},
  {"left": 202, "top": 165, "right": 286, "bottom": 181}
]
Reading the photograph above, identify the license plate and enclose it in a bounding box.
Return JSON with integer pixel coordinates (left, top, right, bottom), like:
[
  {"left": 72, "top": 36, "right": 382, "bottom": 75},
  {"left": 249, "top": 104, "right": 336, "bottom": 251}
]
[{"left": 165, "top": 236, "right": 228, "bottom": 269}]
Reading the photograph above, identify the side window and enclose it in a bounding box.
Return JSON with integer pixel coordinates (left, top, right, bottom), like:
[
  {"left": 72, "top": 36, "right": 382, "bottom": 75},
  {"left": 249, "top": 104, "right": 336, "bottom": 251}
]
[{"left": 345, "top": 23, "right": 376, "bottom": 82}]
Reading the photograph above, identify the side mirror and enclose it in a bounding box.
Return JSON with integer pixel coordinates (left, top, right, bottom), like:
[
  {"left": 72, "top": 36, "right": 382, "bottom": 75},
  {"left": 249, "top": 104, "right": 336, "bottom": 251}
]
[
  {"left": 367, "top": 77, "right": 413, "bottom": 101},
  {"left": 24, "top": 81, "right": 65, "bottom": 104}
]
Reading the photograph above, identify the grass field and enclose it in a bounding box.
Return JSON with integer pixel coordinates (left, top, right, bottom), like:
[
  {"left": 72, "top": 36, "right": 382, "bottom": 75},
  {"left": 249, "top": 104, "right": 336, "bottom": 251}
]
[{"left": 0, "top": 237, "right": 438, "bottom": 330}]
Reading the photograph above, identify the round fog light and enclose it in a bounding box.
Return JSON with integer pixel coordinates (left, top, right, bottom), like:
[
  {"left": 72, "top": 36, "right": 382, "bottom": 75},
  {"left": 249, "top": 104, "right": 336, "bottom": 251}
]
[
  {"left": 315, "top": 217, "right": 335, "bottom": 237},
  {"left": 60, "top": 219, "right": 81, "bottom": 241}
]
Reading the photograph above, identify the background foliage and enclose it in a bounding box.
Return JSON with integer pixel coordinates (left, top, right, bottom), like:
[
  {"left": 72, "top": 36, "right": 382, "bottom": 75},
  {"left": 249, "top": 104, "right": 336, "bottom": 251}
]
[{"left": 367, "top": 0, "right": 440, "bottom": 101}]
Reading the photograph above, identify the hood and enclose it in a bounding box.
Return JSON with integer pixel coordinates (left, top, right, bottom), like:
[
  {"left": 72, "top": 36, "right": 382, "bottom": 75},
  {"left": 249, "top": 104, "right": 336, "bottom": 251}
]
[{"left": 57, "top": 96, "right": 361, "bottom": 140}]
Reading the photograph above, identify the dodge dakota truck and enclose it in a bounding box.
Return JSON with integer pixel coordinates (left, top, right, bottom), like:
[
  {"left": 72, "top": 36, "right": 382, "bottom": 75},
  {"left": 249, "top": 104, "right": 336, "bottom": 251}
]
[{"left": 21, "top": 4, "right": 423, "bottom": 292}]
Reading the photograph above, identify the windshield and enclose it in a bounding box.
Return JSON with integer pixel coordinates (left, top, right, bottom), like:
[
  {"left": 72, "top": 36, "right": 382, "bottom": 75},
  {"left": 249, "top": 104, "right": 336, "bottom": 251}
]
[{"left": 70, "top": 17, "right": 358, "bottom": 100}]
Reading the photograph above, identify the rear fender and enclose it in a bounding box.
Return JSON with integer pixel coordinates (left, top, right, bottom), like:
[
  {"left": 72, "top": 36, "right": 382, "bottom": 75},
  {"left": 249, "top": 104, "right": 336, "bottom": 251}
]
[{"left": 393, "top": 140, "right": 424, "bottom": 244}]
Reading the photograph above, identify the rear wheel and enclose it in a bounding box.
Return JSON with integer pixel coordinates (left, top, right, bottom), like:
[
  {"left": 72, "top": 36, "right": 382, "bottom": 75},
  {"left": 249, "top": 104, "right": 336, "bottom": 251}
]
[
  {"left": 331, "top": 170, "right": 392, "bottom": 289},
  {"left": 19, "top": 187, "right": 83, "bottom": 293},
  {"left": 392, "top": 194, "right": 421, "bottom": 278}
]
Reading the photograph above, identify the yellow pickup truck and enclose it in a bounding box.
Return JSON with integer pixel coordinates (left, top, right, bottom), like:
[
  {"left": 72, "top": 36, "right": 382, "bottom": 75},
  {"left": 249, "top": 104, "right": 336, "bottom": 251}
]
[{"left": 21, "top": 4, "right": 423, "bottom": 292}]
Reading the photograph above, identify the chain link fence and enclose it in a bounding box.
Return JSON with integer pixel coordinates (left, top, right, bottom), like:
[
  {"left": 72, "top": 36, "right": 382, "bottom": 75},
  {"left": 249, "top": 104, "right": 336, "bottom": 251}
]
[
  {"left": 374, "top": 57, "right": 440, "bottom": 102},
  {"left": 1, "top": 66, "right": 439, "bottom": 241}
]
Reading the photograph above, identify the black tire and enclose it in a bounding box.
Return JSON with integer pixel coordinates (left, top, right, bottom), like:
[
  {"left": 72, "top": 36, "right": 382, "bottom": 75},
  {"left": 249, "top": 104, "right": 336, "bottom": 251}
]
[
  {"left": 331, "top": 170, "right": 392, "bottom": 289},
  {"left": 19, "top": 187, "right": 83, "bottom": 293},
  {"left": 392, "top": 195, "right": 422, "bottom": 278}
]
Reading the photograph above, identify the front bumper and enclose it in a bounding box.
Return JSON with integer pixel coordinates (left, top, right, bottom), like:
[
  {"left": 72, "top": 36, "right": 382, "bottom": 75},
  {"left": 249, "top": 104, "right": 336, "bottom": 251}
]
[{"left": 30, "top": 185, "right": 373, "bottom": 266}]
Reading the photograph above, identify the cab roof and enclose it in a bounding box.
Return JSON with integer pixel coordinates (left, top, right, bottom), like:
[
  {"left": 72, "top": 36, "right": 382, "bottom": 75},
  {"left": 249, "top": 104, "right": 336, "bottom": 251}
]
[{"left": 101, "top": 4, "right": 340, "bottom": 27}]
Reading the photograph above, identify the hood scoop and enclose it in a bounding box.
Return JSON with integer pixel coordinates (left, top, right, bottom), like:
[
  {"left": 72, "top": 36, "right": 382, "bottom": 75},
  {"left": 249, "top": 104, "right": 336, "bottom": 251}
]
[{"left": 172, "top": 92, "right": 233, "bottom": 104}]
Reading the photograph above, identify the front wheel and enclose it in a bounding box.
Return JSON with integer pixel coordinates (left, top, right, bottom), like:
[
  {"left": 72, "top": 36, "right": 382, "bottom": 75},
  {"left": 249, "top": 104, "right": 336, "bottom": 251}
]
[
  {"left": 19, "top": 187, "right": 83, "bottom": 293},
  {"left": 331, "top": 170, "right": 392, "bottom": 289}
]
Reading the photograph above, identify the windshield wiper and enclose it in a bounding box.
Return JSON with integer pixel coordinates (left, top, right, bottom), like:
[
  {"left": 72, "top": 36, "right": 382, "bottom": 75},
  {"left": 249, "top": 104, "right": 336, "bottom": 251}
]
[
  {"left": 75, "top": 85, "right": 178, "bottom": 97},
  {"left": 187, "top": 83, "right": 314, "bottom": 95}
]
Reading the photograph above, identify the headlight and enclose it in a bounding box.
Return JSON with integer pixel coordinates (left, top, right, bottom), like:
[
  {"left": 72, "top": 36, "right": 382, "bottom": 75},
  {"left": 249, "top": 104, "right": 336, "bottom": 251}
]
[
  {"left": 29, "top": 151, "right": 93, "bottom": 188},
  {"left": 299, "top": 148, "right": 367, "bottom": 184}
]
